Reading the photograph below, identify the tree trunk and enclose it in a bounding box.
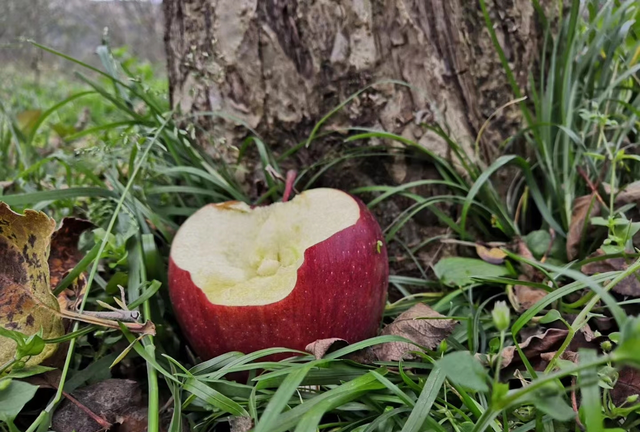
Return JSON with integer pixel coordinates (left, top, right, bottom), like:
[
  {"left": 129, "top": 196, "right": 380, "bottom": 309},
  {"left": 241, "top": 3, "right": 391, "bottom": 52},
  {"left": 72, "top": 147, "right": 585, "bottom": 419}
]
[
  {"left": 164, "top": 0, "right": 548, "bottom": 159},
  {"left": 163, "top": 0, "right": 551, "bottom": 277}
]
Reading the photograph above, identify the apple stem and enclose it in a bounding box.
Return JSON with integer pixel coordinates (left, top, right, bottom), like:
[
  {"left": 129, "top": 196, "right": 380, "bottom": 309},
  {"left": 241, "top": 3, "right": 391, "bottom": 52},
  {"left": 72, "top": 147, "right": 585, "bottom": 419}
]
[{"left": 282, "top": 170, "right": 297, "bottom": 202}]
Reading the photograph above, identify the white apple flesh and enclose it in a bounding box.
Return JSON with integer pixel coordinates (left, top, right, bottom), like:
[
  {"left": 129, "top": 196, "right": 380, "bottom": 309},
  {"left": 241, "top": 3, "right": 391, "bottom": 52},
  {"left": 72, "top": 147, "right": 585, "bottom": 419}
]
[{"left": 169, "top": 188, "right": 388, "bottom": 360}]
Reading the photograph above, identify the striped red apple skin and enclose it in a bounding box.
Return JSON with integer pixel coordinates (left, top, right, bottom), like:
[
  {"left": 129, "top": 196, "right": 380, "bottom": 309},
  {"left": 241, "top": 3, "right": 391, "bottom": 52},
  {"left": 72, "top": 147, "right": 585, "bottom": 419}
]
[{"left": 168, "top": 195, "right": 388, "bottom": 360}]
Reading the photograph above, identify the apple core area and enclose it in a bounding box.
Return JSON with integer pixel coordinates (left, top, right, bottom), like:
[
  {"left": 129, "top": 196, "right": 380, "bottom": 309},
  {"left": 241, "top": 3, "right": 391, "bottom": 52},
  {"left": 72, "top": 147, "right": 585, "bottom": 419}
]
[{"left": 170, "top": 188, "right": 361, "bottom": 306}]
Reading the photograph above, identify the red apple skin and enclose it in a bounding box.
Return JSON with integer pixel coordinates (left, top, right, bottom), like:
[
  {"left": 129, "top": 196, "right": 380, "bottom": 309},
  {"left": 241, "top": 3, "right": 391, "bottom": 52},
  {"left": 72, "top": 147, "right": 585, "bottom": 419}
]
[{"left": 168, "top": 195, "right": 388, "bottom": 361}]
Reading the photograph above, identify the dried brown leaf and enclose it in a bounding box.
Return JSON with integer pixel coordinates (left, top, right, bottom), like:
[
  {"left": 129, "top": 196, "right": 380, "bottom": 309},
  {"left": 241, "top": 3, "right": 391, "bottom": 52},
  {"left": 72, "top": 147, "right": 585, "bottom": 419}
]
[
  {"left": 539, "top": 350, "right": 579, "bottom": 364},
  {"left": 0, "top": 203, "right": 64, "bottom": 366},
  {"left": 305, "top": 338, "right": 348, "bottom": 359},
  {"left": 371, "top": 303, "right": 456, "bottom": 361},
  {"left": 115, "top": 408, "right": 148, "bottom": 432},
  {"left": 515, "top": 238, "right": 537, "bottom": 279},
  {"left": 611, "top": 367, "right": 640, "bottom": 406},
  {"left": 582, "top": 250, "right": 640, "bottom": 297},
  {"left": 52, "top": 379, "right": 143, "bottom": 432},
  {"left": 614, "top": 181, "right": 640, "bottom": 206},
  {"left": 476, "top": 244, "right": 507, "bottom": 264},
  {"left": 0, "top": 204, "right": 153, "bottom": 369},
  {"left": 49, "top": 218, "right": 94, "bottom": 290},
  {"left": 501, "top": 328, "right": 568, "bottom": 368},
  {"left": 513, "top": 275, "right": 548, "bottom": 311},
  {"left": 567, "top": 194, "right": 601, "bottom": 261},
  {"left": 346, "top": 348, "right": 379, "bottom": 365},
  {"left": 57, "top": 273, "right": 87, "bottom": 313},
  {"left": 577, "top": 323, "right": 596, "bottom": 343},
  {"left": 16, "top": 110, "right": 42, "bottom": 133}
]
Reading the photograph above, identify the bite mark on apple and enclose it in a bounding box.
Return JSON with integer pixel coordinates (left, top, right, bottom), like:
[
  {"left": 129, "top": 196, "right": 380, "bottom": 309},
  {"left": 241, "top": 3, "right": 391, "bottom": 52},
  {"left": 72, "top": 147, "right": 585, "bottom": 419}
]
[{"left": 171, "top": 189, "right": 361, "bottom": 306}]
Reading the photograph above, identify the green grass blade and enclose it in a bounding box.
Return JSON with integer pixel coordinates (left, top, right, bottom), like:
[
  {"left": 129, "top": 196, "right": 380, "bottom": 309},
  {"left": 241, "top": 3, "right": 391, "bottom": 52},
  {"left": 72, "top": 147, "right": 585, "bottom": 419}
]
[
  {"left": 270, "top": 371, "right": 387, "bottom": 432},
  {"left": 401, "top": 367, "right": 445, "bottom": 432},
  {"left": 183, "top": 378, "right": 249, "bottom": 417},
  {"left": 460, "top": 155, "right": 564, "bottom": 237},
  {"left": 2, "top": 188, "right": 117, "bottom": 207},
  {"left": 578, "top": 349, "right": 603, "bottom": 432},
  {"left": 26, "top": 91, "right": 96, "bottom": 143},
  {"left": 254, "top": 363, "right": 317, "bottom": 432},
  {"left": 64, "top": 121, "right": 138, "bottom": 142}
]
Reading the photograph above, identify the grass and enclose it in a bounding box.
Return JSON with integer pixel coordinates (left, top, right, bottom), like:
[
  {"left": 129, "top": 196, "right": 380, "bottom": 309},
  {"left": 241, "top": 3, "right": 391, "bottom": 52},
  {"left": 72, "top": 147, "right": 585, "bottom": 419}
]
[{"left": 2, "top": 0, "right": 640, "bottom": 431}]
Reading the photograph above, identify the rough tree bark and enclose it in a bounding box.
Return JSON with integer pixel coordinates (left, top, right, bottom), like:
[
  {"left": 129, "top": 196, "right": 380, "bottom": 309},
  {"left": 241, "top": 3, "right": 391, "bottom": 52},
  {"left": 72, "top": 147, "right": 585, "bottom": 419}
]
[
  {"left": 164, "top": 0, "right": 550, "bottom": 158},
  {"left": 163, "top": 0, "right": 552, "bottom": 274}
]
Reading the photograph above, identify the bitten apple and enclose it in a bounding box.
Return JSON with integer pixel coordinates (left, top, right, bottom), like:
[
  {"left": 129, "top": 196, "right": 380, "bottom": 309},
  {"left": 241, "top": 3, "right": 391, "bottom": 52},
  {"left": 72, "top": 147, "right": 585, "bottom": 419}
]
[{"left": 168, "top": 188, "right": 388, "bottom": 360}]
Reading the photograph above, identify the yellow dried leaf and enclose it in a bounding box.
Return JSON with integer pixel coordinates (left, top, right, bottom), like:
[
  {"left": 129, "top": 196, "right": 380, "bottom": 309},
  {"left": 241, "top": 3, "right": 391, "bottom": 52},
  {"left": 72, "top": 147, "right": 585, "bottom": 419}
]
[
  {"left": 475, "top": 244, "right": 507, "bottom": 264},
  {"left": 16, "top": 110, "right": 42, "bottom": 135},
  {"left": 0, "top": 203, "right": 64, "bottom": 366}
]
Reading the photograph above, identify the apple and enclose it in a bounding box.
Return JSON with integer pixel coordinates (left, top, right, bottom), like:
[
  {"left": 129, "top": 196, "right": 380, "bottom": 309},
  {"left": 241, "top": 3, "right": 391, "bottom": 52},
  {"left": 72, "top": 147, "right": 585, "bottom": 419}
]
[{"left": 168, "top": 188, "right": 388, "bottom": 360}]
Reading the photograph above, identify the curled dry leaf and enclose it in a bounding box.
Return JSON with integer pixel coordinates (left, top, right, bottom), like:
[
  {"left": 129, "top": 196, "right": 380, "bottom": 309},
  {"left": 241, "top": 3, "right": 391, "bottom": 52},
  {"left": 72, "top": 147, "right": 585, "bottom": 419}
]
[
  {"left": 476, "top": 244, "right": 507, "bottom": 264},
  {"left": 611, "top": 367, "right": 640, "bottom": 406},
  {"left": 49, "top": 218, "right": 94, "bottom": 290},
  {"left": 515, "top": 238, "right": 537, "bottom": 280},
  {"left": 50, "top": 218, "right": 93, "bottom": 319},
  {"left": 305, "top": 304, "right": 457, "bottom": 364},
  {"left": 52, "top": 379, "right": 143, "bottom": 432},
  {"left": 582, "top": 250, "right": 640, "bottom": 297},
  {"left": 567, "top": 194, "right": 601, "bottom": 261},
  {"left": 57, "top": 274, "right": 87, "bottom": 315},
  {"left": 513, "top": 276, "right": 547, "bottom": 311},
  {"left": 371, "top": 303, "right": 456, "bottom": 361},
  {"left": 501, "top": 328, "right": 569, "bottom": 369},
  {"left": 344, "top": 346, "right": 379, "bottom": 365},
  {"left": 576, "top": 322, "right": 596, "bottom": 344},
  {"left": 16, "top": 110, "right": 42, "bottom": 134},
  {"left": 512, "top": 240, "right": 547, "bottom": 312},
  {"left": 499, "top": 323, "right": 598, "bottom": 372},
  {"left": 0, "top": 203, "right": 64, "bottom": 366},
  {"left": 1, "top": 204, "right": 153, "bottom": 370},
  {"left": 613, "top": 181, "right": 640, "bottom": 206},
  {"left": 539, "top": 350, "right": 579, "bottom": 364},
  {"left": 305, "top": 338, "right": 348, "bottom": 359}
]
